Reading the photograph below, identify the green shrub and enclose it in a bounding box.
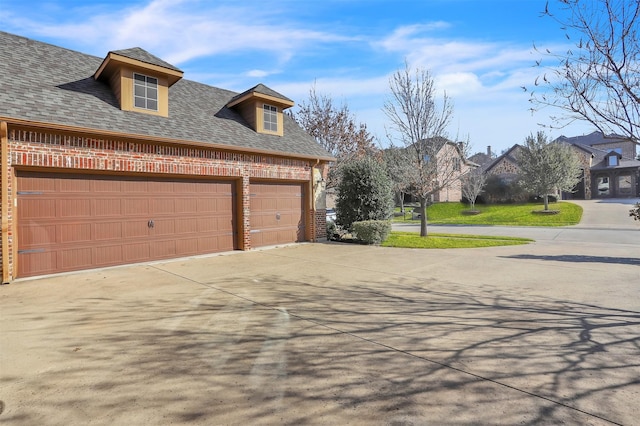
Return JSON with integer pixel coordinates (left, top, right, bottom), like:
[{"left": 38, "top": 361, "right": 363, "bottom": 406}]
[
  {"left": 326, "top": 220, "right": 338, "bottom": 240},
  {"left": 483, "top": 175, "right": 529, "bottom": 204},
  {"left": 352, "top": 220, "right": 392, "bottom": 245},
  {"left": 336, "top": 157, "right": 394, "bottom": 230}
]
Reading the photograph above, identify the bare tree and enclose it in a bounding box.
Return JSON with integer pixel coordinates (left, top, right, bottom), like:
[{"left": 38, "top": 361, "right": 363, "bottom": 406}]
[
  {"left": 531, "top": 0, "right": 640, "bottom": 142},
  {"left": 294, "top": 85, "right": 377, "bottom": 188},
  {"left": 382, "top": 146, "right": 412, "bottom": 214},
  {"left": 461, "top": 167, "right": 487, "bottom": 212},
  {"left": 518, "top": 131, "right": 583, "bottom": 211},
  {"left": 383, "top": 62, "right": 461, "bottom": 236}
]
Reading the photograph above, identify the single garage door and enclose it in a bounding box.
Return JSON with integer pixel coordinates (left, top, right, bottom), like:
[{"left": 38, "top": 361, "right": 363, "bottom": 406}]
[
  {"left": 250, "top": 182, "right": 305, "bottom": 247},
  {"left": 16, "top": 172, "right": 236, "bottom": 278}
]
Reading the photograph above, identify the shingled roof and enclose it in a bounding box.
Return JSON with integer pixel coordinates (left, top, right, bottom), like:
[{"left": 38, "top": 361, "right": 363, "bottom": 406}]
[
  {"left": 110, "top": 47, "right": 183, "bottom": 72},
  {"left": 0, "top": 31, "right": 332, "bottom": 160}
]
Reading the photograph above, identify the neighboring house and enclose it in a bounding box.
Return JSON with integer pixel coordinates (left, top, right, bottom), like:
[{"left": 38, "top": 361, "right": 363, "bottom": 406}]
[
  {"left": 393, "top": 139, "right": 478, "bottom": 204},
  {"left": 483, "top": 144, "right": 524, "bottom": 183},
  {"left": 0, "top": 31, "right": 333, "bottom": 282},
  {"left": 432, "top": 141, "right": 479, "bottom": 202},
  {"left": 481, "top": 131, "right": 640, "bottom": 199},
  {"left": 556, "top": 132, "right": 640, "bottom": 199},
  {"left": 468, "top": 145, "right": 495, "bottom": 168}
]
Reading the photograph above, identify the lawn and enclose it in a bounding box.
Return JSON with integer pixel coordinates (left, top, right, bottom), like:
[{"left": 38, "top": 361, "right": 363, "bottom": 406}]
[
  {"left": 394, "top": 201, "right": 583, "bottom": 226},
  {"left": 382, "top": 231, "right": 533, "bottom": 249}
]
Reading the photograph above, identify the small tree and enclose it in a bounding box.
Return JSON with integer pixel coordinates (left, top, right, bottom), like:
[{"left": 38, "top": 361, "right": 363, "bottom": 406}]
[
  {"left": 335, "top": 157, "right": 394, "bottom": 231},
  {"left": 383, "top": 62, "right": 461, "bottom": 236},
  {"left": 518, "top": 132, "right": 582, "bottom": 210},
  {"left": 294, "top": 85, "right": 377, "bottom": 188},
  {"left": 630, "top": 203, "right": 640, "bottom": 221},
  {"left": 382, "top": 146, "right": 412, "bottom": 214},
  {"left": 461, "top": 167, "right": 487, "bottom": 211}
]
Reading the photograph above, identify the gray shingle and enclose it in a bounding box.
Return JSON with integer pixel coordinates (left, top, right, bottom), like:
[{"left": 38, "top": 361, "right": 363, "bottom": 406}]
[
  {"left": 229, "top": 83, "right": 293, "bottom": 104},
  {"left": 0, "top": 31, "right": 332, "bottom": 160},
  {"left": 111, "top": 47, "right": 182, "bottom": 72}
]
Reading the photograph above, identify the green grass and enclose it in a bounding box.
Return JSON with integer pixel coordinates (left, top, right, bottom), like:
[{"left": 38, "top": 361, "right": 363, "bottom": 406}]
[
  {"left": 394, "top": 202, "right": 583, "bottom": 226},
  {"left": 382, "top": 231, "right": 533, "bottom": 249}
]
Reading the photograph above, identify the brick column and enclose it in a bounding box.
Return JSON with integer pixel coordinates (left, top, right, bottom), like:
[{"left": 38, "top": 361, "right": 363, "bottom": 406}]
[{"left": 241, "top": 173, "right": 251, "bottom": 250}]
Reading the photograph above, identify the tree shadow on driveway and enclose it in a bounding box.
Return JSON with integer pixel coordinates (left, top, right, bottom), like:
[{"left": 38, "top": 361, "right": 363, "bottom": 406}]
[
  {"left": 2, "top": 263, "right": 638, "bottom": 425},
  {"left": 500, "top": 254, "right": 640, "bottom": 266}
]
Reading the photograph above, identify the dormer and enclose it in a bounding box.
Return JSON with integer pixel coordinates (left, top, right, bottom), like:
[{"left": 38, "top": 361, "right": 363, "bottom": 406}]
[
  {"left": 94, "top": 48, "right": 183, "bottom": 118},
  {"left": 227, "top": 84, "right": 294, "bottom": 136},
  {"left": 605, "top": 150, "right": 623, "bottom": 167}
]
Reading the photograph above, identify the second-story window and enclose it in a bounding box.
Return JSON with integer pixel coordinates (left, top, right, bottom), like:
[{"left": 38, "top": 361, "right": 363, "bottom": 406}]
[
  {"left": 134, "top": 73, "right": 158, "bottom": 111},
  {"left": 263, "top": 104, "right": 278, "bottom": 132}
]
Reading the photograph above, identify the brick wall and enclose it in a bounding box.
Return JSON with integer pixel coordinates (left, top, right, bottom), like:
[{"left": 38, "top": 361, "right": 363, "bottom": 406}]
[{"left": 2, "top": 126, "right": 327, "bottom": 280}]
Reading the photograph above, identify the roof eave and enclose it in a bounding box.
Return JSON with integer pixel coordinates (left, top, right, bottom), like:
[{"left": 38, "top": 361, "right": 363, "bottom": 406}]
[
  {"left": 1, "top": 117, "right": 335, "bottom": 162},
  {"left": 94, "top": 52, "right": 184, "bottom": 87}
]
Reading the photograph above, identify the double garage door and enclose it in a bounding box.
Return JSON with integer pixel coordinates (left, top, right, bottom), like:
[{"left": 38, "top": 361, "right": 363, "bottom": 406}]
[{"left": 16, "top": 172, "right": 305, "bottom": 278}]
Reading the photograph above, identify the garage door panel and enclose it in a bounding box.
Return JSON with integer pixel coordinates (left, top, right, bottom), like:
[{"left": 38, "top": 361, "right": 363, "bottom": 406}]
[
  {"left": 122, "top": 199, "right": 149, "bottom": 215},
  {"left": 215, "top": 217, "right": 234, "bottom": 232},
  {"left": 58, "top": 247, "right": 92, "bottom": 269},
  {"left": 176, "top": 199, "right": 198, "bottom": 214},
  {"left": 59, "top": 223, "right": 92, "bottom": 243},
  {"left": 175, "top": 218, "right": 198, "bottom": 234},
  {"left": 19, "top": 176, "right": 56, "bottom": 192},
  {"left": 250, "top": 182, "right": 305, "bottom": 248},
  {"left": 59, "top": 198, "right": 92, "bottom": 217},
  {"left": 17, "top": 173, "right": 237, "bottom": 277},
  {"left": 152, "top": 219, "right": 175, "bottom": 236},
  {"left": 150, "top": 240, "right": 176, "bottom": 258},
  {"left": 20, "top": 199, "right": 56, "bottom": 219},
  {"left": 18, "top": 223, "right": 56, "bottom": 246},
  {"left": 94, "top": 245, "right": 123, "bottom": 265},
  {"left": 18, "top": 251, "right": 56, "bottom": 277},
  {"left": 60, "top": 178, "right": 91, "bottom": 192},
  {"left": 95, "top": 199, "right": 122, "bottom": 216},
  {"left": 150, "top": 198, "right": 176, "bottom": 215},
  {"left": 122, "top": 221, "right": 149, "bottom": 238},
  {"left": 121, "top": 180, "right": 147, "bottom": 192},
  {"left": 94, "top": 179, "right": 121, "bottom": 192},
  {"left": 123, "top": 243, "right": 150, "bottom": 262},
  {"left": 94, "top": 222, "right": 123, "bottom": 240}
]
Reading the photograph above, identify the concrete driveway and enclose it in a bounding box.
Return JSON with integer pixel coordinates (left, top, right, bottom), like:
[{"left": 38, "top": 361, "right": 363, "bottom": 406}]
[{"left": 1, "top": 201, "right": 639, "bottom": 425}]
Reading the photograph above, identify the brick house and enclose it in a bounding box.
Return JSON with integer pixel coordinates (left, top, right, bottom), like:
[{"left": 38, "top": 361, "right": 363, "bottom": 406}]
[
  {"left": 556, "top": 132, "right": 640, "bottom": 199},
  {"left": 482, "top": 132, "right": 640, "bottom": 200},
  {"left": 432, "top": 141, "right": 478, "bottom": 202},
  {"left": 0, "top": 31, "right": 333, "bottom": 282}
]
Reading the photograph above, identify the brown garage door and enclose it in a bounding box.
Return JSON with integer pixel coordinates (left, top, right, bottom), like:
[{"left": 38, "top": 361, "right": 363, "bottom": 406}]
[
  {"left": 250, "top": 182, "right": 305, "bottom": 247},
  {"left": 17, "top": 172, "right": 236, "bottom": 277}
]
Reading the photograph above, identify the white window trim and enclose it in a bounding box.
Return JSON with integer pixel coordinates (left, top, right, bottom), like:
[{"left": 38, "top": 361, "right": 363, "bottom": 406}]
[
  {"left": 133, "top": 73, "right": 159, "bottom": 112},
  {"left": 263, "top": 104, "right": 278, "bottom": 132}
]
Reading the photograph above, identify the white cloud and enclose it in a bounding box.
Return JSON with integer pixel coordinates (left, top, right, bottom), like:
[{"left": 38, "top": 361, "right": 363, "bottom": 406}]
[
  {"left": 436, "top": 72, "right": 483, "bottom": 96},
  {"left": 246, "top": 70, "right": 272, "bottom": 78},
  {"left": 3, "top": 0, "right": 353, "bottom": 66}
]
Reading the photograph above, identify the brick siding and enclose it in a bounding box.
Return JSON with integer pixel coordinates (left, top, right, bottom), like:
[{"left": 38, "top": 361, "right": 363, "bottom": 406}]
[{"left": 1, "top": 126, "right": 327, "bottom": 281}]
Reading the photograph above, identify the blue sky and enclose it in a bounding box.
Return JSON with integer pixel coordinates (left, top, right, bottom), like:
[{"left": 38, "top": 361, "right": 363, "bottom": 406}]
[{"left": 2, "top": 0, "right": 596, "bottom": 155}]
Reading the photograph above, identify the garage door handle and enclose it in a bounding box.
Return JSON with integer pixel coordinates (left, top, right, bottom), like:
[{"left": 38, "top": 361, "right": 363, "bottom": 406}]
[{"left": 148, "top": 220, "right": 155, "bottom": 229}]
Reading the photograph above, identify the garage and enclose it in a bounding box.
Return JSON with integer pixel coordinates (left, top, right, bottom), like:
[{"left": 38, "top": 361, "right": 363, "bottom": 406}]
[
  {"left": 250, "top": 182, "right": 305, "bottom": 247},
  {"left": 16, "top": 172, "right": 237, "bottom": 277}
]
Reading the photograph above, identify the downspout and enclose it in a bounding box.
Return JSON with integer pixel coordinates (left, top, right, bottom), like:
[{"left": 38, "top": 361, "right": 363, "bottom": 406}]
[{"left": 1, "top": 121, "right": 10, "bottom": 283}]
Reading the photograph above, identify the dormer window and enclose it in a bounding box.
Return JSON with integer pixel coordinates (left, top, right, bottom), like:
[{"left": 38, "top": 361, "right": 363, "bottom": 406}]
[
  {"left": 94, "top": 48, "right": 183, "bottom": 118},
  {"left": 608, "top": 155, "right": 618, "bottom": 166},
  {"left": 263, "top": 104, "right": 278, "bottom": 132},
  {"left": 226, "top": 84, "right": 294, "bottom": 137},
  {"left": 134, "top": 73, "right": 159, "bottom": 111}
]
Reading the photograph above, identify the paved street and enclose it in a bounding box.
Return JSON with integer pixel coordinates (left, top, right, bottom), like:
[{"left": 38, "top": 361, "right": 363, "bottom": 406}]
[{"left": 0, "top": 199, "right": 638, "bottom": 425}]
